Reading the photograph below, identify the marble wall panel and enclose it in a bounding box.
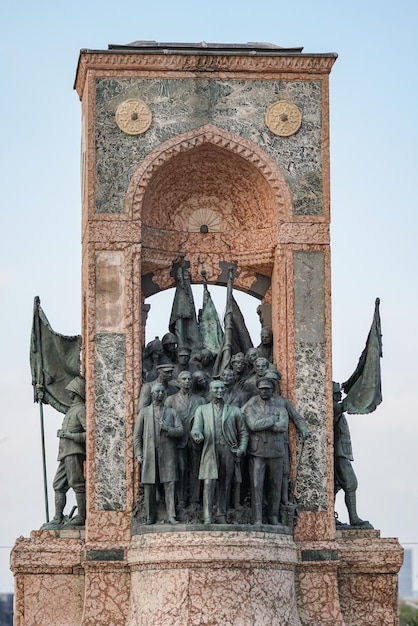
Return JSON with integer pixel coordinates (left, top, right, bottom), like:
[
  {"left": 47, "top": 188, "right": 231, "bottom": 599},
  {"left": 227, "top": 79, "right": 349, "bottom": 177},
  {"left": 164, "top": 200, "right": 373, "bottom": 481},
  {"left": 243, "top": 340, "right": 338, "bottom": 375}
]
[
  {"left": 187, "top": 567, "right": 253, "bottom": 625},
  {"left": 126, "top": 566, "right": 303, "bottom": 625},
  {"left": 95, "top": 250, "right": 125, "bottom": 332},
  {"left": 338, "top": 573, "right": 399, "bottom": 626},
  {"left": 296, "top": 566, "right": 344, "bottom": 625},
  {"left": 95, "top": 333, "right": 126, "bottom": 510},
  {"left": 95, "top": 78, "right": 323, "bottom": 216},
  {"left": 80, "top": 567, "right": 130, "bottom": 626},
  {"left": 293, "top": 251, "right": 327, "bottom": 511},
  {"left": 127, "top": 568, "right": 190, "bottom": 625},
  {"left": 18, "top": 574, "right": 84, "bottom": 626},
  {"left": 249, "top": 568, "right": 302, "bottom": 626}
]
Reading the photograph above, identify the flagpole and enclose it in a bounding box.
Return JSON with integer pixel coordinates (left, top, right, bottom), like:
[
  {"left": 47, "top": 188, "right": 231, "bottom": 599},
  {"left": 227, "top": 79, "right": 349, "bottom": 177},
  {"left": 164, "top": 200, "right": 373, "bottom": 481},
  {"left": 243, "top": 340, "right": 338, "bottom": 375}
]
[
  {"left": 33, "top": 297, "right": 50, "bottom": 523},
  {"left": 212, "top": 266, "right": 235, "bottom": 376},
  {"left": 224, "top": 266, "right": 234, "bottom": 350},
  {"left": 39, "top": 400, "right": 49, "bottom": 523},
  {"left": 200, "top": 266, "right": 208, "bottom": 292}
]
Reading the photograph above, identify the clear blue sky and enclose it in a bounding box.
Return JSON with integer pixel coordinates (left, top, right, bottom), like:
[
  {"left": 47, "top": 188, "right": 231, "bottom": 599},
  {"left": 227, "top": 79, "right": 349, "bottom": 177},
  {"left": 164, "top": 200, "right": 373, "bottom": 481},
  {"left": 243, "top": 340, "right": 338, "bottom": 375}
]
[{"left": 1, "top": 0, "right": 417, "bottom": 593}]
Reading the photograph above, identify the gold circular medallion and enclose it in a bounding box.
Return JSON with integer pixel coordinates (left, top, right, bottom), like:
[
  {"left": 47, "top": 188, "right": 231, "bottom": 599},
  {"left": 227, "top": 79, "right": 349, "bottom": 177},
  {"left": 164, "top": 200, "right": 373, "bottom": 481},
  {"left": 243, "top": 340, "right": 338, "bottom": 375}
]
[
  {"left": 115, "top": 99, "right": 152, "bottom": 135},
  {"left": 265, "top": 101, "right": 302, "bottom": 137}
]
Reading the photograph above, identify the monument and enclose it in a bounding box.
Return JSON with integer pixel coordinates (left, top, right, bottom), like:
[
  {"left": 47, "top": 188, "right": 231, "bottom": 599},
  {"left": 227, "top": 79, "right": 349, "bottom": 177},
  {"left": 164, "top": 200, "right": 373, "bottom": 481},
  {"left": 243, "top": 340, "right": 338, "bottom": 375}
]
[{"left": 10, "top": 41, "right": 403, "bottom": 625}]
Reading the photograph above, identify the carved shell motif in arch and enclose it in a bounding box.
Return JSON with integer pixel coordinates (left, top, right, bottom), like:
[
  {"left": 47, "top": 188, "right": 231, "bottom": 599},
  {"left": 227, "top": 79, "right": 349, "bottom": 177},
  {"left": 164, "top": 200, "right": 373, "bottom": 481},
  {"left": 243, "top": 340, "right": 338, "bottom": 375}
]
[{"left": 188, "top": 208, "right": 222, "bottom": 233}]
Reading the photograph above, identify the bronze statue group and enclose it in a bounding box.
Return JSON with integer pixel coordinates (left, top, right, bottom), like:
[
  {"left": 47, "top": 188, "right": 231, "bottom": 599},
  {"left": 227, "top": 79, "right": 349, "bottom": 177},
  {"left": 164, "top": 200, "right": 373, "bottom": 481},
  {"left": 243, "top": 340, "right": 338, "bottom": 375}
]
[
  {"left": 134, "top": 327, "right": 310, "bottom": 526},
  {"left": 134, "top": 259, "right": 373, "bottom": 529},
  {"left": 38, "top": 262, "right": 375, "bottom": 530}
]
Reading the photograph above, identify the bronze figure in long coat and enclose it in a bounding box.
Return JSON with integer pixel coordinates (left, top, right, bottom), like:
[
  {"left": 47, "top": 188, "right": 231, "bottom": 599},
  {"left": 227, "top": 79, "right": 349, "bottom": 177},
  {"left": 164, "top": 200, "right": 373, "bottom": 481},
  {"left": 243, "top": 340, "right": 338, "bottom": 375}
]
[
  {"left": 134, "top": 383, "right": 183, "bottom": 524},
  {"left": 192, "top": 399, "right": 248, "bottom": 481},
  {"left": 191, "top": 380, "right": 248, "bottom": 524},
  {"left": 134, "top": 402, "right": 183, "bottom": 484}
]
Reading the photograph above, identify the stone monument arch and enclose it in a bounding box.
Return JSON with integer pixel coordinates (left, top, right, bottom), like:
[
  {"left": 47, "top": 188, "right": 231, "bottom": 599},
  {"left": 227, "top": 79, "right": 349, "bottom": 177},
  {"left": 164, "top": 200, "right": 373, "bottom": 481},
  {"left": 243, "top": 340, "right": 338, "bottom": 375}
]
[
  {"left": 129, "top": 125, "right": 289, "bottom": 279},
  {"left": 130, "top": 122, "right": 293, "bottom": 362},
  {"left": 10, "top": 42, "right": 402, "bottom": 626}
]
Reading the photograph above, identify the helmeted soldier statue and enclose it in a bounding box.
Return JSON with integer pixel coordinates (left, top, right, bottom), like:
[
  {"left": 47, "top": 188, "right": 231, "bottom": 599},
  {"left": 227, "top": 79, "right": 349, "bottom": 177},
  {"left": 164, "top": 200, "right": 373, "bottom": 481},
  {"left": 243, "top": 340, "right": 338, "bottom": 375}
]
[
  {"left": 41, "top": 376, "right": 86, "bottom": 529},
  {"left": 333, "top": 381, "right": 373, "bottom": 528}
]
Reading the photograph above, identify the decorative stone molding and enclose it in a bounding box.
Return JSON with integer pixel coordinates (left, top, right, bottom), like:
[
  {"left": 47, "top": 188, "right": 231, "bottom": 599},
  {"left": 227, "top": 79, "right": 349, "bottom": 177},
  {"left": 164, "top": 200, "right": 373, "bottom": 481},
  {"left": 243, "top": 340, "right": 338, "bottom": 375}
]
[
  {"left": 279, "top": 222, "right": 330, "bottom": 244},
  {"left": 75, "top": 51, "right": 337, "bottom": 99},
  {"left": 265, "top": 100, "right": 302, "bottom": 137},
  {"left": 188, "top": 207, "right": 222, "bottom": 233},
  {"left": 140, "top": 248, "right": 275, "bottom": 296}
]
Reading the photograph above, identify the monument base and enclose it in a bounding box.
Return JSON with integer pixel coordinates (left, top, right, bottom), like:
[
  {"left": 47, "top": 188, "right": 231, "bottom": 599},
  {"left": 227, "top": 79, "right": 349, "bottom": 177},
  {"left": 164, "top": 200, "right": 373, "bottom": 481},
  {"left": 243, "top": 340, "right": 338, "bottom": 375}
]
[
  {"left": 11, "top": 530, "right": 85, "bottom": 626},
  {"left": 127, "top": 528, "right": 301, "bottom": 625},
  {"left": 10, "top": 527, "right": 403, "bottom": 625},
  {"left": 336, "top": 529, "right": 403, "bottom": 626}
]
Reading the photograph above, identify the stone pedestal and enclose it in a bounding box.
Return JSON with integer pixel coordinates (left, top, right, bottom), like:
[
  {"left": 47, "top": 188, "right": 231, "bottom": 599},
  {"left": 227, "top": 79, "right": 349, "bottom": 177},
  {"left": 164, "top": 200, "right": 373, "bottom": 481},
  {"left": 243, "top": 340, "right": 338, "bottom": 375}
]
[
  {"left": 126, "top": 529, "right": 301, "bottom": 625},
  {"left": 80, "top": 552, "right": 130, "bottom": 626},
  {"left": 11, "top": 527, "right": 403, "bottom": 625},
  {"left": 11, "top": 531, "right": 84, "bottom": 626},
  {"left": 336, "top": 530, "right": 403, "bottom": 626}
]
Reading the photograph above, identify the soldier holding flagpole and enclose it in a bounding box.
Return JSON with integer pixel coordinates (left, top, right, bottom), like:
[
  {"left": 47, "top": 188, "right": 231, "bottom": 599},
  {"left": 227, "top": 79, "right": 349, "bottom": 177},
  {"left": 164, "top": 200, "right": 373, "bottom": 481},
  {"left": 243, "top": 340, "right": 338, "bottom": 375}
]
[{"left": 333, "top": 298, "right": 382, "bottom": 528}]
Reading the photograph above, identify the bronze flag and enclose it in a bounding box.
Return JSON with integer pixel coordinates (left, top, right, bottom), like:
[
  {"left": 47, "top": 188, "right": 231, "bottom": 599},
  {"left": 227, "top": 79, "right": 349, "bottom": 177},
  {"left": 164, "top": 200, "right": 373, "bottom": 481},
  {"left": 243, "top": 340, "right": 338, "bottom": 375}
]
[
  {"left": 342, "top": 298, "right": 383, "bottom": 414},
  {"left": 169, "top": 257, "right": 203, "bottom": 352},
  {"left": 212, "top": 267, "right": 253, "bottom": 377},
  {"left": 30, "top": 296, "right": 82, "bottom": 414},
  {"left": 198, "top": 277, "right": 224, "bottom": 355}
]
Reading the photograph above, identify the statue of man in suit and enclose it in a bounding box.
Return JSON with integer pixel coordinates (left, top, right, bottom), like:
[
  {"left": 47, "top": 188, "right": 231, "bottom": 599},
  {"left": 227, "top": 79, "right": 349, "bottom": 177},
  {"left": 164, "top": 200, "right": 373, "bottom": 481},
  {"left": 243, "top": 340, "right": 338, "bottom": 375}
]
[
  {"left": 191, "top": 380, "right": 248, "bottom": 524},
  {"left": 165, "top": 370, "right": 205, "bottom": 508},
  {"left": 134, "top": 382, "right": 183, "bottom": 524}
]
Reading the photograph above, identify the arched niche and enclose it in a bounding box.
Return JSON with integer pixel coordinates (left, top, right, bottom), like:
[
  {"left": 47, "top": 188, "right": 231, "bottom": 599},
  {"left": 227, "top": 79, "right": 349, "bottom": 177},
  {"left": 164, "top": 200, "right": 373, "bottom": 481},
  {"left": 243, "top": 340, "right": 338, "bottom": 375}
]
[{"left": 126, "top": 124, "right": 293, "bottom": 296}]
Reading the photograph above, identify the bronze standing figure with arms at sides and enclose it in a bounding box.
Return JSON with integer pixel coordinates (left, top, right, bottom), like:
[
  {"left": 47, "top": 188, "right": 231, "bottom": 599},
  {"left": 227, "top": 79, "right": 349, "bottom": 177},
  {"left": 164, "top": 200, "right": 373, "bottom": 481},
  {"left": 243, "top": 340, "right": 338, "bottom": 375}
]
[{"left": 134, "top": 382, "right": 183, "bottom": 525}]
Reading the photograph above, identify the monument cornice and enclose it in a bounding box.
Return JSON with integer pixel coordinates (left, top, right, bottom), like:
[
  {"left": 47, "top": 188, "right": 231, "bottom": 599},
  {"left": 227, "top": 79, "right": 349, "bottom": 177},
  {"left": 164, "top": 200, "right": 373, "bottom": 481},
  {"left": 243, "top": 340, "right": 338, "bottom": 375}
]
[
  {"left": 74, "top": 51, "right": 337, "bottom": 99},
  {"left": 82, "top": 220, "right": 141, "bottom": 245},
  {"left": 278, "top": 222, "right": 330, "bottom": 245}
]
